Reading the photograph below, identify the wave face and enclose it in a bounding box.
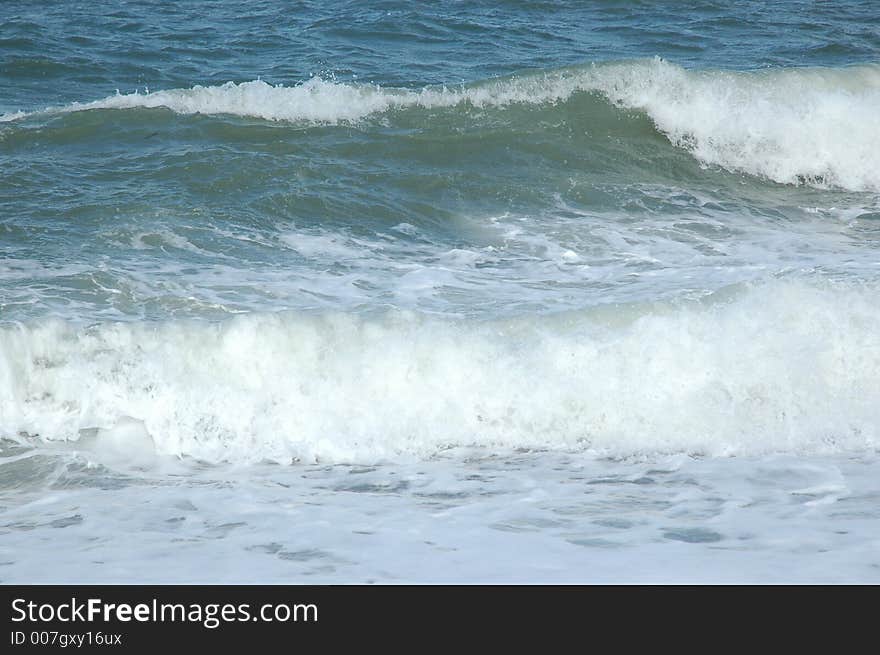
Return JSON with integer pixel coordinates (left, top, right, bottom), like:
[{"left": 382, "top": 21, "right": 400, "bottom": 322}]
[
  {"left": 2, "top": 280, "right": 878, "bottom": 463},
  {"left": 6, "top": 59, "right": 880, "bottom": 191}
]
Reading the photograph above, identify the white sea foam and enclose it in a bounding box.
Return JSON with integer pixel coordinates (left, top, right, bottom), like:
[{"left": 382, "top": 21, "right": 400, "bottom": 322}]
[
  {"left": 3, "top": 450, "right": 878, "bottom": 583},
  {"left": 592, "top": 60, "right": 880, "bottom": 192},
  {"left": 2, "top": 279, "right": 878, "bottom": 463},
  {"left": 0, "top": 110, "right": 26, "bottom": 123},
  {"left": 4, "top": 59, "right": 879, "bottom": 190}
]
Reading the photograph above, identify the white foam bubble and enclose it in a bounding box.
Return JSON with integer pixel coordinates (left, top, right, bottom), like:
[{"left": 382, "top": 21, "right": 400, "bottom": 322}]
[
  {"left": 2, "top": 279, "right": 878, "bottom": 464},
  {"left": 89, "top": 416, "right": 157, "bottom": 468}
]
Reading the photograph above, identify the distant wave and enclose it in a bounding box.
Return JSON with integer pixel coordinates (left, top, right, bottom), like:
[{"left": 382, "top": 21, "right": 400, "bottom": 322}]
[
  {"left": 4, "top": 58, "right": 879, "bottom": 191},
  {"left": 2, "top": 279, "right": 878, "bottom": 463}
]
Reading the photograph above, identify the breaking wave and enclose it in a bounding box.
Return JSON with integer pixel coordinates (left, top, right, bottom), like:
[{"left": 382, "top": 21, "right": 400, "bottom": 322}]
[
  {"left": 4, "top": 58, "right": 879, "bottom": 191},
  {"left": 2, "top": 279, "right": 878, "bottom": 463}
]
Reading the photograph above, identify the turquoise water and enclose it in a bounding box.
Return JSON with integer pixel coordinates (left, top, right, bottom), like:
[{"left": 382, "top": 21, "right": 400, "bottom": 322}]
[
  {"left": 3, "top": 3, "right": 880, "bottom": 322},
  {"left": 1, "top": 2, "right": 879, "bottom": 582}
]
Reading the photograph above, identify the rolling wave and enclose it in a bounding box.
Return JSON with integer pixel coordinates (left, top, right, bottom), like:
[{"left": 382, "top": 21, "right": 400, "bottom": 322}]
[
  {"left": 2, "top": 279, "right": 878, "bottom": 463},
  {"left": 4, "top": 58, "right": 879, "bottom": 191}
]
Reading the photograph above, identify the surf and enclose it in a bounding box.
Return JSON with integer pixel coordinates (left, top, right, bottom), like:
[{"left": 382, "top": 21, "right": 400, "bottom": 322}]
[
  {"left": 4, "top": 58, "right": 880, "bottom": 191},
  {"left": 3, "top": 278, "right": 878, "bottom": 464}
]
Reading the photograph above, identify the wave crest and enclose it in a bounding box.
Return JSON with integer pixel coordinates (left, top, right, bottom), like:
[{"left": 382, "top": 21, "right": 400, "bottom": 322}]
[
  {"left": 4, "top": 58, "right": 879, "bottom": 191},
  {"left": 2, "top": 280, "right": 878, "bottom": 463}
]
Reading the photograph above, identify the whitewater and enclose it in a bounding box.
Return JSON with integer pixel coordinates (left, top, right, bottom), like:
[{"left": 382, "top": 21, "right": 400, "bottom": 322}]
[
  {"left": 2, "top": 0, "right": 879, "bottom": 583},
  {"left": 3, "top": 280, "right": 880, "bottom": 464}
]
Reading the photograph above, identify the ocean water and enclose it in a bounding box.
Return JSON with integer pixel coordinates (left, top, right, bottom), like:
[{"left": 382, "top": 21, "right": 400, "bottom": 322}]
[{"left": 1, "top": 1, "right": 879, "bottom": 582}]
